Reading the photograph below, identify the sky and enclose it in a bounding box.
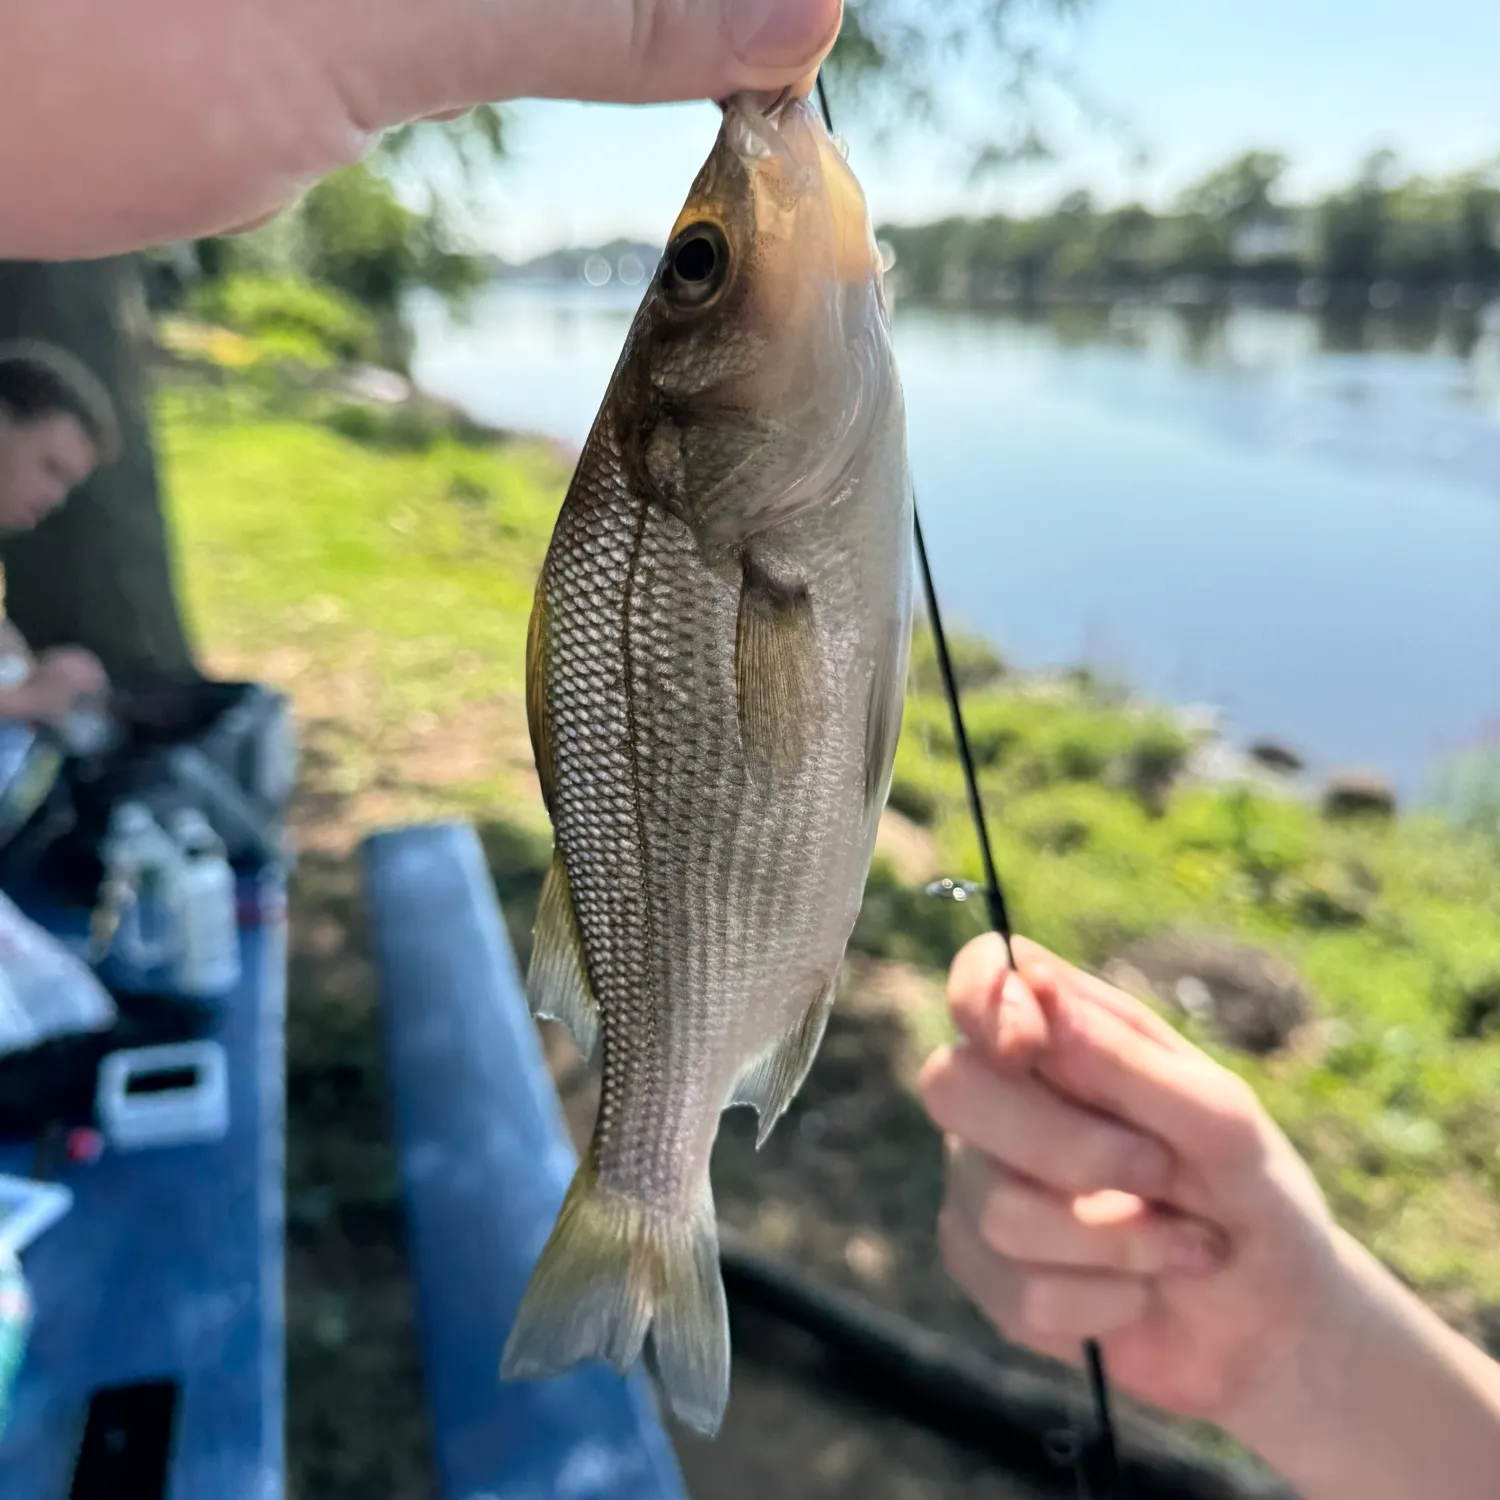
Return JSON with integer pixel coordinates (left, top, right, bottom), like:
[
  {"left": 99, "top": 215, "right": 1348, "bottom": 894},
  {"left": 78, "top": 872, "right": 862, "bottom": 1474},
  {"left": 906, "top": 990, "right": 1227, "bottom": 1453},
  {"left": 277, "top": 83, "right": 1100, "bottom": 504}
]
[{"left": 426, "top": 0, "right": 1500, "bottom": 261}]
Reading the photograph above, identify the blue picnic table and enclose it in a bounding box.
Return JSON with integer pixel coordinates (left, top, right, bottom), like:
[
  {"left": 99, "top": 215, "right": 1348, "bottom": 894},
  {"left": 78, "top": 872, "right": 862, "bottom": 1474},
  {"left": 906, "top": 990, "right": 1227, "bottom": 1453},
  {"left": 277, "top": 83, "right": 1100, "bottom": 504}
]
[
  {"left": 361, "top": 821, "right": 689, "bottom": 1500},
  {"left": 0, "top": 870, "right": 287, "bottom": 1500}
]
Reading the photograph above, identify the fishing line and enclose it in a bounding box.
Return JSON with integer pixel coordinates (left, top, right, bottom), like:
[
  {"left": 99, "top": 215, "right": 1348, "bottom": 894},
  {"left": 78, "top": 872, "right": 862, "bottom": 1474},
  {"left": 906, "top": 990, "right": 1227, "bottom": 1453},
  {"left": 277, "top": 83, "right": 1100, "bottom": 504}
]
[{"left": 814, "top": 69, "right": 1121, "bottom": 1500}]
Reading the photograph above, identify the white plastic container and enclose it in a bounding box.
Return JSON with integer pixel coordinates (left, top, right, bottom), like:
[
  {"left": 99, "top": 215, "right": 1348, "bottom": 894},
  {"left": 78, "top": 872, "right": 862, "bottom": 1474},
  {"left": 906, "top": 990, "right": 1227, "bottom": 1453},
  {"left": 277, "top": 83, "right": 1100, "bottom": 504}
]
[
  {"left": 97, "top": 1041, "right": 229, "bottom": 1151},
  {"left": 166, "top": 808, "right": 241, "bottom": 1000},
  {"left": 99, "top": 802, "right": 185, "bottom": 973}
]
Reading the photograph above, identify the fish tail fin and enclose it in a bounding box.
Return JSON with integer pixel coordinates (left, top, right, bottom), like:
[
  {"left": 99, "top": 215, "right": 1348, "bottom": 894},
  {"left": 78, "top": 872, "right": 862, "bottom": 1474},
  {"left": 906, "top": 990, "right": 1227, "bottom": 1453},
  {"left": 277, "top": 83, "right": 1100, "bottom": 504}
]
[{"left": 500, "top": 1159, "right": 730, "bottom": 1436}]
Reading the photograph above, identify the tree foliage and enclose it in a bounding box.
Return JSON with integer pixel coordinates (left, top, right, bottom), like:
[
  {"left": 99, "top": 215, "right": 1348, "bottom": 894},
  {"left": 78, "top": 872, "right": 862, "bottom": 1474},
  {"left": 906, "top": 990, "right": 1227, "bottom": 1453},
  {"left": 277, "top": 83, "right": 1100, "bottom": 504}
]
[
  {"left": 880, "top": 148, "right": 1500, "bottom": 301},
  {"left": 826, "top": 0, "right": 1110, "bottom": 172}
]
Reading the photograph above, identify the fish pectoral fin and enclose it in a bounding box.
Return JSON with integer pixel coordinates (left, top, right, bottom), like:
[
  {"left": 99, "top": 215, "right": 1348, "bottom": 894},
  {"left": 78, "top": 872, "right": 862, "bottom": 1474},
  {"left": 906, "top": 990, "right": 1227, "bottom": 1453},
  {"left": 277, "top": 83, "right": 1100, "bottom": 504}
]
[
  {"left": 526, "top": 851, "right": 600, "bottom": 1061},
  {"left": 729, "top": 973, "right": 839, "bottom": 1148},
  {"left": 735, "top": 556, "right": 817, "bottom": 771},
  {"left": 863, "top": 605, "right": 912, "bottom": 815},
  {"left": 500, "top": 1158, "right": 731, "bottom": 1437}
]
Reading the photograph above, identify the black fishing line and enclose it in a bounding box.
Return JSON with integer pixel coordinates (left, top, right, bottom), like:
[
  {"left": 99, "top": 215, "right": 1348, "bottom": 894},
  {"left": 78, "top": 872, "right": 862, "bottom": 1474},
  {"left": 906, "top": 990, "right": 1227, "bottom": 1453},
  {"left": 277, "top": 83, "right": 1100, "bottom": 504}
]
[{"left": 813, "top": 69, "right": 1122, "bottom": 1500}]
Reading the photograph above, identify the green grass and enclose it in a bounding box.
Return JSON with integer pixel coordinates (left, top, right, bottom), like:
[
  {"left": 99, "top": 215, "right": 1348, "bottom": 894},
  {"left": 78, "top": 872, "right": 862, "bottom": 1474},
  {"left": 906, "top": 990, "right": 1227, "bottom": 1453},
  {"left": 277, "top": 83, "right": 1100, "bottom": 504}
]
[{"left": 157, "top": 355, "right": 1500, "bottom": 1400}]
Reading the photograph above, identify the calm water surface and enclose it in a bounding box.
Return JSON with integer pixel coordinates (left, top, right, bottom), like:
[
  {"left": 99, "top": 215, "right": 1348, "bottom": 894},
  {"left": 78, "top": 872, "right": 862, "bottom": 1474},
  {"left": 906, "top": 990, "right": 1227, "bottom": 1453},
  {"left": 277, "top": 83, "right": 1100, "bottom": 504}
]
[{"left": 408, "top": 284, "right": 1500, "bottom": 799}]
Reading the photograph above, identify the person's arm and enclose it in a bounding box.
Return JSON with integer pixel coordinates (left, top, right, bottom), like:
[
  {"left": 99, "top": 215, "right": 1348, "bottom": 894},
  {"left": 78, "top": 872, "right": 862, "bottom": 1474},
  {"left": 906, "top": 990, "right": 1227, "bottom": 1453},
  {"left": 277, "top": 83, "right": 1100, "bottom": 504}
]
[
  {"left": 920, "top": 934, "right": 1500, "bottom": 1500},
  {"left": 1233, "top": 1225, "right": 1500, "bottom": 1500},
  {"left": 0, "top": 646, "right": 108, "bottom": 727},
  {"left": 0, "top": 0, "right": 841, "bottom": 260},
  {"left": 0, "top": 617, "right": 29, "bottom": 663}
]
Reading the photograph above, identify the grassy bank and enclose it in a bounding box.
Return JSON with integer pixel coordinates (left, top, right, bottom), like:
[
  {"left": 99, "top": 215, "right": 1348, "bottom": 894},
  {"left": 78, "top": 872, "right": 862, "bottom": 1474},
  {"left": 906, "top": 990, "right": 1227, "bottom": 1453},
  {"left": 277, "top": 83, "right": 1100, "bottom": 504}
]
[{"left": 153, "top": 342, "right": 1500, "bottom": 1492}]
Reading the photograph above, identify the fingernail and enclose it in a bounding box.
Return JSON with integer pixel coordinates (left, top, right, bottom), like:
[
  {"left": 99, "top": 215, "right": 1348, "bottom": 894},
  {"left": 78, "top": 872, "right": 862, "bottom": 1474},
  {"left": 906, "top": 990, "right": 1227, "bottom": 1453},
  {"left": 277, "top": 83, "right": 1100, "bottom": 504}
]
[
  {"left": 732, "top": 0, "right": 839, "bottom": 68},
  {"left": 1168, "top": 1224, "right": 1229, "bottom": 1275}
]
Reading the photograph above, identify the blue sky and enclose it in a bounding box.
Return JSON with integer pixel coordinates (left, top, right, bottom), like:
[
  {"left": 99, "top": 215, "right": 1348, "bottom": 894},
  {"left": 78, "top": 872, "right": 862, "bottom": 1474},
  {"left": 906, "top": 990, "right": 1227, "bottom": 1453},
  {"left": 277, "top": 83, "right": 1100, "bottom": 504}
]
[{"left": 434, "top": 0, "right": 1500, "bottom": 260}]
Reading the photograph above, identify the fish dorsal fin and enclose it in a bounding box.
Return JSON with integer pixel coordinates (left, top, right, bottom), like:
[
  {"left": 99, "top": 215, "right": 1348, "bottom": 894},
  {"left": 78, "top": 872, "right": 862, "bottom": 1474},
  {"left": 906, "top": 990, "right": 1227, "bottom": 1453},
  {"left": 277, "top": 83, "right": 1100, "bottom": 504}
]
[
  {"left": 526, "top": 850, "right": 599, "bottom": 1061},
  {"left": 526, "top": 581, "right": 556, "bottom": 814},
  {"left": 729, "top": 972, "right": 839, "bottom": 1148},
  {"left": 735, "top": 555, "right": 817, "bottom": 772},
  {"left": 863, "top": 604, "right": 912, "bottom": 815}
]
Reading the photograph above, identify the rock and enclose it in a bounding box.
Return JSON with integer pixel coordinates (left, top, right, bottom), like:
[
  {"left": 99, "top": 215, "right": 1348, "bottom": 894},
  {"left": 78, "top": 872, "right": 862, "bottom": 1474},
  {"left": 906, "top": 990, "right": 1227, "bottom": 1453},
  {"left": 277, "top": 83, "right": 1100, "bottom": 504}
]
[
  {"left": 1105, "top": 932, "right": 1313, "bottom": 1055},
  {"left": 1248, "top": 738, "right": 1305, "bottom": 774},
  {"left": 340, "top": 363, "right": 412, "bottom": 405},
  {"left": 1454, "top": 973, "right": 1500, "bottom": 1040},
  {"left": 1294, "top": 861, "right": 1375, "bottom": 928},
  {"left": 1322, "top": 769, "right": 1397, "bottom": 820}
]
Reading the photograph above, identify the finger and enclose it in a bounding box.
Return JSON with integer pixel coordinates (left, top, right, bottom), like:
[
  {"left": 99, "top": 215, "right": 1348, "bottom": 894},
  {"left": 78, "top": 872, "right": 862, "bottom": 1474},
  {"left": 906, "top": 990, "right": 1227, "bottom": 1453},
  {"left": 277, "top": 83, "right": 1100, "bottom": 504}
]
[
  {"left": 1012, "top": 936, "right": 1192, "bottom": 1054},
  {"left": 938, "top": 1205, "right": 1150, "bottom": 1348},
  {"left": 948, "top": 1148, "right": 1229, "bottom": 1277},
  {"left": 1031, "top": 978, "right": 1268, "bottom": 1176},
  {"left": 920, "top": 1045, "right": 1175, "bottom": 1199},
  {"left": 455, "top": 0, "right": 846, "bottom": 107},
  {"left": 947, "top": 933, "right": 1048, "bottom": 1067}
]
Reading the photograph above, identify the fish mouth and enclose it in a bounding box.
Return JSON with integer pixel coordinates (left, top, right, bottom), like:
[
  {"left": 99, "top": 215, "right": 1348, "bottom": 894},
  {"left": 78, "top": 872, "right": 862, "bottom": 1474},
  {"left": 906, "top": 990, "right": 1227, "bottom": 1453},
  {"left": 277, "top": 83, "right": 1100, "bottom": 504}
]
[
  {"left": 716, "top": 88, "right": 815, "bottom": 185},
  {"left": 712, "top": 88, "right": 876, "bottom": 289}
]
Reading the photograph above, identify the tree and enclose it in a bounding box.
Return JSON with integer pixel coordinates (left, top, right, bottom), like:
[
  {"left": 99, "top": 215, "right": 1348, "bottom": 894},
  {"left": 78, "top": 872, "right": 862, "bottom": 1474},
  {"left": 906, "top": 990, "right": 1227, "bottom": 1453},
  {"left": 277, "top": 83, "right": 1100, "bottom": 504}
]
[
  {"left": 1175, "top": 151, "right": 1289, "bottom": 230},
  {"left": 1317, "top": 149, "right": 1399, "bottom": 284},
  {"left": 827, "top": 0, "right": 1110, "bottom": 173}
]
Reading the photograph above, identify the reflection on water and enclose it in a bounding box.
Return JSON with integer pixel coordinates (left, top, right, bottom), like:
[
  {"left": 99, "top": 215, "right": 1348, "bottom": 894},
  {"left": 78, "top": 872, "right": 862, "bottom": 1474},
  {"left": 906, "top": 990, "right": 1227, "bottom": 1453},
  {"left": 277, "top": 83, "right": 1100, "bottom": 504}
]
[{"left": 407, "top": 285, "right": 1500, "bottom": 797}]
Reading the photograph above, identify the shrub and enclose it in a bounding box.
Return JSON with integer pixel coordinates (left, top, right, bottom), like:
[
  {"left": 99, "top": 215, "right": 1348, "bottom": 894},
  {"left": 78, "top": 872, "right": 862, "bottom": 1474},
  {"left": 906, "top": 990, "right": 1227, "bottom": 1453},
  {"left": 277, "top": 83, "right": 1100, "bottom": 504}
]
[{"left": 189, "top": 274, "right": 380, "bottom": 367}]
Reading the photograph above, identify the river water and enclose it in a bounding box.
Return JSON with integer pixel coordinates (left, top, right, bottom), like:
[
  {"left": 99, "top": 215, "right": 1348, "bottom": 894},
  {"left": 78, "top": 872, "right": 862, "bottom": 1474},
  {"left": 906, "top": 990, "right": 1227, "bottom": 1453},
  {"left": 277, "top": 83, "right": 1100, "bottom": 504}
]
[{"left": 407, "top": 282, "right": 1500, "bottom": 800}]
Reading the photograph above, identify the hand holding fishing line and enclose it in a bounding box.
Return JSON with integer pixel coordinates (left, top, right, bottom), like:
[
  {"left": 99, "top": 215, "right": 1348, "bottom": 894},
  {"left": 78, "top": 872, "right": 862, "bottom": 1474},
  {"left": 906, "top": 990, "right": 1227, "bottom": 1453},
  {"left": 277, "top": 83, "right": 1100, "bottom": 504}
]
[
  {"left": 0, "top": 0, "right": 842, "bottom": 259},
  {"left": 922, "top": 934, "right": 1500, "bottom": 1500}
]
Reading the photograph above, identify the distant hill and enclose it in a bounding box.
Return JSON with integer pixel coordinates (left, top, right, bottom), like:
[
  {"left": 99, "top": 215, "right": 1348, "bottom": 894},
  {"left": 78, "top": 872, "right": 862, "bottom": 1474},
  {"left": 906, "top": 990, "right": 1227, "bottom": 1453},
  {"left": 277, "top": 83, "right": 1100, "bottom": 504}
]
[{"left": 489, "top": 239, "right": 663, "bottom": 287}]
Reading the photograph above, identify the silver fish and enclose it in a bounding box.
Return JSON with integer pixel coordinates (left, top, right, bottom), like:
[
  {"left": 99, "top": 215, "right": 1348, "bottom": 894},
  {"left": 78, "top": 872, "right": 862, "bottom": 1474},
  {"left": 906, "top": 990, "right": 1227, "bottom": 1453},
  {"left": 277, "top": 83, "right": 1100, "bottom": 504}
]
[{"left": 500, "top": 87, "right": 915, "bottom": 1436}]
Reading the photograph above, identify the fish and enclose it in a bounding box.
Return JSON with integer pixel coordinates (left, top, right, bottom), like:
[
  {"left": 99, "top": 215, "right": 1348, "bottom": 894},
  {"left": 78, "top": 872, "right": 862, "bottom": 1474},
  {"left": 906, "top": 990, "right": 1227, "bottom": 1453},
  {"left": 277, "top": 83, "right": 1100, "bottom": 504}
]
[{"left": 499, "top": 85, "right": 915, "bottom": 1437}]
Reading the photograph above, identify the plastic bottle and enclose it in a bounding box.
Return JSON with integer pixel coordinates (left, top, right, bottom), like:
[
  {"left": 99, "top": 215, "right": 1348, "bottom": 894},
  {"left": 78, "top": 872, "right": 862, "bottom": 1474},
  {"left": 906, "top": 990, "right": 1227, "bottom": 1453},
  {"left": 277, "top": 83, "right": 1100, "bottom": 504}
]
[
  {"left": 166, "top": 808, "right": 241, "bottom": 1000},
  {"left": 97, "top": 802, "right": 182, "bottom": 975}
]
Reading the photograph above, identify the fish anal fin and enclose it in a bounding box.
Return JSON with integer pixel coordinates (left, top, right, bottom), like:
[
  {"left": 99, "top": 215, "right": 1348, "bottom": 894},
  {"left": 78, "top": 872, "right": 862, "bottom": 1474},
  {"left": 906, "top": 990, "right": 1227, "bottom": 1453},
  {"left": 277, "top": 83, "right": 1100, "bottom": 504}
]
[
  {"left": 735, "top": 555, "right": 817, "bottom": 771},
  {"left": 526, "top": 851, "right": 599, "bottom": 1061},
  {"left": 500, "top": 1159, "right": 730, "bottom": 1437},
  {"left": 730, "top": 973, "right": 840, "bottom": 1148},
  {"left": 526, "top": 581, "right": 556, "bottom": 813}
]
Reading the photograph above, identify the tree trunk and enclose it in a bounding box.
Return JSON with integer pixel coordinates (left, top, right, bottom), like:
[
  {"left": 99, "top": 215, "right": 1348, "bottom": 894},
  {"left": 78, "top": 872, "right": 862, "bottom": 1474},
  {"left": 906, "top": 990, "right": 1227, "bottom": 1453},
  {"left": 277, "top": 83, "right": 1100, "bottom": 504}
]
[{"left": 0, "top": 256, "right": 197, "bottom": 680}]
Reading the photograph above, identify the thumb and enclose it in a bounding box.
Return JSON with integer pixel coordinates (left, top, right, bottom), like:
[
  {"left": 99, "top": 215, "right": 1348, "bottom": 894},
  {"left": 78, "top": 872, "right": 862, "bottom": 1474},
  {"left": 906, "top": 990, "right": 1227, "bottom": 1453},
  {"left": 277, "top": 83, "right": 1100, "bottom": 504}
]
[
  {"left": 351, "top": 0, "right": 844, "bottom": 124},
  {"left": 526, "top": 0, "right": 843, "bottom": 103}
]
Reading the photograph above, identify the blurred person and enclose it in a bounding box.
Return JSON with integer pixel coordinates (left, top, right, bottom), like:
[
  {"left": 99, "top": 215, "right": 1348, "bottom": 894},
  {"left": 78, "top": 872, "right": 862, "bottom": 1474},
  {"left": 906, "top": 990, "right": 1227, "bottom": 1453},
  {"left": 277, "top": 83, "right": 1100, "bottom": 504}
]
[
  {"left": 920, "top": 934, "right": 1500, "bottom": 1500},
  {"left": 0, "top": 342, "right": 121, "bottom": 728}
]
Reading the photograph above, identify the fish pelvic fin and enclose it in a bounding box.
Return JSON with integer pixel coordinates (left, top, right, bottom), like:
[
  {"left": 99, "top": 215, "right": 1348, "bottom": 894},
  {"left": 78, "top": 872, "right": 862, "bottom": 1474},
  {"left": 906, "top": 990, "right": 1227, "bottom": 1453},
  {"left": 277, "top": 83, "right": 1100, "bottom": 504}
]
[
  {"left": 735, "top": 554, "right": 817, "bottom": 772},
  {"left": 863, "top": 605, "right": 911, "bottom": 816},
  {"left": 526, "top": 849, "right": 599, "bottom": 1061},
  {"left": 730, "top": 972, "right": 839, "bottom": 1148},
  {"left": 526, "top": 579, "right": 556, "bottom": 814},
  {"left": 500, "top": 1159, "right": 731, "bottom": 1437}
]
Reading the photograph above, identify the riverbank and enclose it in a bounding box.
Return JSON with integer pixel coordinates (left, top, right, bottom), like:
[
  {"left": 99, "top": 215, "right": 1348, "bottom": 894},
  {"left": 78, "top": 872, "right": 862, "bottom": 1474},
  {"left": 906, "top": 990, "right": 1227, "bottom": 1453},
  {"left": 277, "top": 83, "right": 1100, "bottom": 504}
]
[{"left": 153, "top": 327, "right": 1500, "bottom": 1496}]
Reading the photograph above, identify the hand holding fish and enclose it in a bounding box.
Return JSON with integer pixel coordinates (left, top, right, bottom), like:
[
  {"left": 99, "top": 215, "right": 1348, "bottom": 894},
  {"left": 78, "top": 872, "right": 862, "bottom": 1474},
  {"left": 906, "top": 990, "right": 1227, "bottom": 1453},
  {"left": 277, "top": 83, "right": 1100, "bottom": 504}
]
[
  {"left": 921, "top": 933, "right": 1500, "bottom": 1500},
  {"left": 0, "top": 0, "right": 842, "bottom": 259}
]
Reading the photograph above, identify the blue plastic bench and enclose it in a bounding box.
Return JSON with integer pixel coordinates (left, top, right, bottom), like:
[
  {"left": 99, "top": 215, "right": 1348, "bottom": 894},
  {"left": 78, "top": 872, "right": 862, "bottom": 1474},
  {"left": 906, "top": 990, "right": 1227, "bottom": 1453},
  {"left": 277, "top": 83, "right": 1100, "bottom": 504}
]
[
  {"left": 0, "top": 870, "right": 287, "bottom": 1500},
  {"left": 360, "top": 821, "right": 688, "bottom": 1500}
]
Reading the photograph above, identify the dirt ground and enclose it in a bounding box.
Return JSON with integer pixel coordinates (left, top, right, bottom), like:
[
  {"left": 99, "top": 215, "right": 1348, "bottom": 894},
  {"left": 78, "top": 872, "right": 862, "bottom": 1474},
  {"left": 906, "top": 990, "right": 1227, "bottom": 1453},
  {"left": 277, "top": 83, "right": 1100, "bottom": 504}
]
[{"left": 272, "top": 701, "right": 1125, "bottom": 1500}]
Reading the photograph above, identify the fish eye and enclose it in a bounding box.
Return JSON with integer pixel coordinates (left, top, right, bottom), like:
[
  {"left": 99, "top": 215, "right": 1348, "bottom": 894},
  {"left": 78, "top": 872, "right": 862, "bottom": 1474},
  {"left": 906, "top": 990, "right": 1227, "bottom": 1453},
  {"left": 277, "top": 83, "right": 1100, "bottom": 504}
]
[{"left": 662, "top": 222, "right": 729, "bottom": 309}]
